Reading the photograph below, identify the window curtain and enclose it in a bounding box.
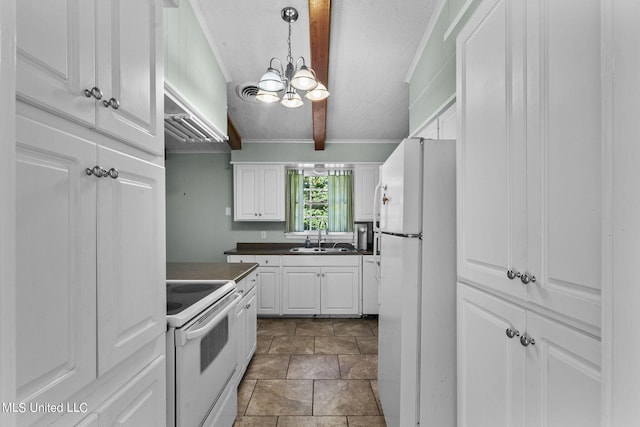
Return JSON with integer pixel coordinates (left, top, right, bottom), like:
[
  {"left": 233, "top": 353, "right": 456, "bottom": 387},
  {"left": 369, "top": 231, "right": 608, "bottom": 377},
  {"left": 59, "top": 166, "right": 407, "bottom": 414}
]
[
  {"left": 328, "top": 170, "right": 353, "bottom": 232},
  {"left": 286, "top": 169, "right": 304, "bottom": 232}
]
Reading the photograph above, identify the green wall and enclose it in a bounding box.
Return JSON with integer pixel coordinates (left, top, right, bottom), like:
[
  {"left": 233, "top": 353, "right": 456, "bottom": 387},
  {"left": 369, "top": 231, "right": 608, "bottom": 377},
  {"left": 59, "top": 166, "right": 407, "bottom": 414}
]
[
  {"left": 164, "top": 0, "right": 227, "bottom": 135},
  {"left": 409, "top": 0, "right": 481, "bottom": 134},
  {"left": 166, "top": 143, "right": 398, "bottom": 262},
  {"left": 230, "top": 142, "right": 399, "bottom": 163}
]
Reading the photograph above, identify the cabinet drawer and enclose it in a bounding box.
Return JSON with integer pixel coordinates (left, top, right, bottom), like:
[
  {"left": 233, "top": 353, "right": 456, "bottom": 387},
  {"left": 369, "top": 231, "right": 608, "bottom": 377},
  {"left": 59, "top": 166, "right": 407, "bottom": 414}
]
[
  {"left": 282, "top": 255, "right": 360, "bottom": 267},
  {"left": 227, "top": 255, "right": 256, "bottom": 263},
  {"left": 255, "top": 255, "right": 280, "bottom": 266}
]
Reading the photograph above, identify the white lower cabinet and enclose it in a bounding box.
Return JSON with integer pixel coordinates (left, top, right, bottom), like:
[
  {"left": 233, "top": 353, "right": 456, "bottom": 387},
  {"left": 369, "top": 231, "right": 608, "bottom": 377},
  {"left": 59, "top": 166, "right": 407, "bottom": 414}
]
[
  {"left": 256, "top": 266, "right": 281, "bottom": 315},
  {"left": 282, "top": 268, "right": 322, "bottom": 315},
  {"left": 282, "top": 256, "right": 361, "bottom": 316},
  {"left": 94, "top": 357, "right": 165, "bottom": 427},
  {"left": 457, "top": 283, "right": 600, "bottom": 427},
  {"left": 235, "top": 276, "right": 258, "bottom": 382},
  {"left": 16, "top": 114, "right": 165, "bottom": 426}
]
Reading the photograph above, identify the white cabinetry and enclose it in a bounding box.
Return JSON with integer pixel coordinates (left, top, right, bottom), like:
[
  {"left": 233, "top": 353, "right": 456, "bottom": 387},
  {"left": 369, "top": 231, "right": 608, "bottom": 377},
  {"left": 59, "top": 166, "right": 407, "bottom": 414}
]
[
  {"left": 256, "top": 256, "right": 282, "bottom": 316},
  {"left": 457, "top": 0, "right": 604, "bottom": 423},
  {"left": 457, "top": 0, "right": 601, "bottom": 331},
  {"left": 92, "top": 357, "right": 165, "bottom": 427},
  {"left": 282, "top": 268, "right": 321, "bottom": 315},
  {"left": 282, "top": 256, "right": 361, "bottom": 315},
  {"left": 416, "top": 102, "right": 457, "bottom": 140},
  {"left": 16, "top": 115, "right": 165, "bottom": 425},
  {"left": 234, "top": 273, "right": 258, "bottom": 382},
  {"left": 233, "top": 164, "right": 284, "bottom": 221},
  {"left": 457, "top": 283, "right": 600, "bottom": 427},
  {"left": 16, "top": 0, "right": 163, "bottom": 155},
  {"left": 362, "top": 255, "right": 379, "bottom": 314},
  {"left": 354, "top": 165, "right": 380, "bottom": 221}
]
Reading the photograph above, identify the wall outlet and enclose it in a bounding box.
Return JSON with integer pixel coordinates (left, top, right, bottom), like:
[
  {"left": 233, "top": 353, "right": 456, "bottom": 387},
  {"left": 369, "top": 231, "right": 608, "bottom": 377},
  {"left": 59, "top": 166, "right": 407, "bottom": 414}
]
[
  {"left": 260, "top": 231, "right": 267, "bottom": 239},
  {"left": 225, "top": 207, "right": 231, "bottom": 216}
]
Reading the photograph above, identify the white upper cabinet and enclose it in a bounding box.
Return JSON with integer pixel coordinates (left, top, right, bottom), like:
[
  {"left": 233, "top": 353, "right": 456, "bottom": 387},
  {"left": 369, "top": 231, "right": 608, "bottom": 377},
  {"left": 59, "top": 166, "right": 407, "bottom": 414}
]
[
  {"left": 354, "top": 165, "right": 380, "bottom": 222},
  {"left": 16, "top": 0, "right": 95, "bottom": 125},
  {"left": 17, "top": 0, "right": 163, "bottom": 155},
  {"left": 95, "top": 0, "right": 163, "bottom": 153},
  {"left": 234, "top": 164, "right": 285, "bottom": 221},
  {"left": 457, "top": 0, "right": 527, "bottom": 302},
  {"left": 457, "top": 0, "right": 602, "bottom": 330},
  {"left": 523, "top": 0, "right": 602, "bottom": 330}
]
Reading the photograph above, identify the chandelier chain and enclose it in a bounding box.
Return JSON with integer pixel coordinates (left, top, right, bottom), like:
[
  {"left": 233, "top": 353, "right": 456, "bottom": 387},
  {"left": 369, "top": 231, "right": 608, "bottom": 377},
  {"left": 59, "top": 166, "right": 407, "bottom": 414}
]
[{"left": 287, "top": 21, "right": 293, "bottom": 65}]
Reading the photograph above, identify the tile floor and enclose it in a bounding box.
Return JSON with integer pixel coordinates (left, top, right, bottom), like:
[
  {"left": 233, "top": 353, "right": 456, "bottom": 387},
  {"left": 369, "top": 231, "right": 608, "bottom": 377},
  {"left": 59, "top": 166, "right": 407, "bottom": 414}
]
[{"left": 234, "top": 317, "right": 387, "bottom": 427}]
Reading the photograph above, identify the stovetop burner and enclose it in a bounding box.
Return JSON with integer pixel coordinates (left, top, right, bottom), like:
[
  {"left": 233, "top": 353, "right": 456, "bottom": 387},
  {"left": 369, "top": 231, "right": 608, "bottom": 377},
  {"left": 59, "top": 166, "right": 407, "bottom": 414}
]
[{"left": 166, "top": 280, "right": 236, "bottom": 326}]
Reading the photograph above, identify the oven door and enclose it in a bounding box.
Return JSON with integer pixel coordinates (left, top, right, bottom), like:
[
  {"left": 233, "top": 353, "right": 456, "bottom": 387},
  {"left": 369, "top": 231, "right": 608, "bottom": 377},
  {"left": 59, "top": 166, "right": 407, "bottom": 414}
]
[{"left": 174, "top": 292, "right": 240, "bottom": 427}]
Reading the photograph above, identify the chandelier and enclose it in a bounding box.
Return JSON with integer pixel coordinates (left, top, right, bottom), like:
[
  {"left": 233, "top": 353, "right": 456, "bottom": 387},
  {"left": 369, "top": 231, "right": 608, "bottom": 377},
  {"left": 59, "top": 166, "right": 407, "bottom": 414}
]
[{"left": 256, "top": 7, "right": 330, "bottom": 108}]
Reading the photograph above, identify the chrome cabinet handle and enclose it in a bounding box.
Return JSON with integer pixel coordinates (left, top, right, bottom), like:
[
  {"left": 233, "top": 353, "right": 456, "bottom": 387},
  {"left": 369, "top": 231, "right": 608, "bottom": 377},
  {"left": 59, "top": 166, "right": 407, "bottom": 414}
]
[
  {"left": 102, "top": 97, "right": 120, "bottom": 109},
  {"left": 85, "top": 165, "right": 106, "bottom": 177},
  {"left": 505, "top": 328, "right": 520, "bottom": 339},
  {"left": 520, "top": 273, "right": 536, "bottom": 285},
  {"left": 84, "top": 86, "right": 103, "bottom": 100},
  {"left": 107, "top": 168, "right": 119, "bottom": 179},
  {"left": 507, "top": 269, "right": 521, "bottom": 280},
  {"left": 520, "top": 335, "right": 536, "bottom": 347}
]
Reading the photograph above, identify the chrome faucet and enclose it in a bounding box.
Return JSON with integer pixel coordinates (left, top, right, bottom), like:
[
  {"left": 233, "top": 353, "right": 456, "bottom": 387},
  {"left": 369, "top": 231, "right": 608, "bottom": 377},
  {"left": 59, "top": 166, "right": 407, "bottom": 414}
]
[{"left": 318, "top": 221, "right": 326, "bottom": 248}]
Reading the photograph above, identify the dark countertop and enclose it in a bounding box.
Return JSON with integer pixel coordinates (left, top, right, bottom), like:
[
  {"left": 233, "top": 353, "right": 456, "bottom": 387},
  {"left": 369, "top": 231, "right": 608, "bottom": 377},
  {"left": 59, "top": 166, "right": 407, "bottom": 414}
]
[
  {"left": 167, "top": 262, "right": 258, "bottom": 282},
  {"left": 224, "top": 242, "right": 373, "bottom": 256}
]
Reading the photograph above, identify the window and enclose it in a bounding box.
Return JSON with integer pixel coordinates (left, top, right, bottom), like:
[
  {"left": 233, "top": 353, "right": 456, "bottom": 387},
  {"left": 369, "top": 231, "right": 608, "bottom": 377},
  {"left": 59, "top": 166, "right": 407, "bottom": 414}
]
[{"left": 286, "top": 169, "right": 353, "bottom": 233}]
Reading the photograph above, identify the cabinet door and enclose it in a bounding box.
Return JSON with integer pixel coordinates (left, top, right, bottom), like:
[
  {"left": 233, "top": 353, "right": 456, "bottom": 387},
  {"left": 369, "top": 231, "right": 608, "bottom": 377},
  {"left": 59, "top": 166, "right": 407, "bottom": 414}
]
[
  {"left": 457, "top": 283, "right": 526, "bottom": 427},
  {"left": 16, "top": 0, "right": 95, "bottom": 125},
  {"left": 97, "top": 357, "right": 165, "bottom": 427},
  {"left": 282, "top": 268, "right": 321, "bottom": 314},
  {"left": 95, "top": 0, "right": 163, "bottom": 155},
  {"left": 97, "top": 146, "right": 165, "bottom": 376},
  {"left": 15, "top": 116, "right": 97, "bottom": 426},
  {"left": 456, "top": 0, "right": 527, "bottom": 301},
  {"left": 354, "top": 165, "right": 380, "bottom": 221},
  {"left": 438, "top": 102, "right": 457, "bottom": 140},
  {"left": 243, "top": 287, "right": 258, "bottom": 368},
  {"left": 525, "top": 312, "right": 601, "bottom": 427},
  {"left": 259, "top": 165, "right": 284, "bottom": 220},
  {"left": 235, "top": 296, "right": 246, "bottom": 382},
  {"left": 234, "top": 166, "right": 259, "bottom": 220},
  {"left": 362, "top": 256, "right": 379, "bottom": 315},
  {"left": 321, "top": 267, "right": 360, "bottom": 315},
  {"left": 525, "top": 0, "right": 602, "bottom": 330},
  {"left": 257, "top": 267, "right": 281, "bottom": 315}
]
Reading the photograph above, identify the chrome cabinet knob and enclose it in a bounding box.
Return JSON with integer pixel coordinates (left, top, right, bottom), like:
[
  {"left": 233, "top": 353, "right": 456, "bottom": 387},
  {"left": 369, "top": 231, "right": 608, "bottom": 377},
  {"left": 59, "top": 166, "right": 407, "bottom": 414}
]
[
  {"left": 84, "top": 86, "right": 103, "bottom": 100},
  {"left": 107, "top": 168, "right": 119, "bottom": 179},
  {"left": 245, "top": 304, "right": 251, "bottom": 309},
  {"left": 505, "top": 328, "right": 520, "bottom": 339},
  {"left": 85, "top": 165, "right": 106, "bottom": 177},
  {"left": 520, "top": 273, "right": 536, "bottom": 285},
  {"left": 102, "top": 97, "right": 120, "bottom": 109},
  {"left": 265, "top": 260, "right": 269, "bottom": 264},
  {"left": 507, "top": 269, "right": 521, "bottom": 280},
  {"left": 520, "top": 335, "right": 536, "bottom": 347}
]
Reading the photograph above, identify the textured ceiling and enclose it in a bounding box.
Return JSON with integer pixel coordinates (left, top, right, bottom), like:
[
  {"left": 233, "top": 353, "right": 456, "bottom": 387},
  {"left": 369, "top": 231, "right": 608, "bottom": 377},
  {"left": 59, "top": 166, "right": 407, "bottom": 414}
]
[{"left": 196, "top": 0, "right": 437, "bottom": 144}]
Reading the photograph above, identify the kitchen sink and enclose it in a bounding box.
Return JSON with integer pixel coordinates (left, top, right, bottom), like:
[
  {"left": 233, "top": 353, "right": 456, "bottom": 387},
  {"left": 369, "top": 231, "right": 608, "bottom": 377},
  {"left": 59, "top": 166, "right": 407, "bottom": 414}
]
[{"left": 289, "top": 247, "right": 351, "bottom": 253}]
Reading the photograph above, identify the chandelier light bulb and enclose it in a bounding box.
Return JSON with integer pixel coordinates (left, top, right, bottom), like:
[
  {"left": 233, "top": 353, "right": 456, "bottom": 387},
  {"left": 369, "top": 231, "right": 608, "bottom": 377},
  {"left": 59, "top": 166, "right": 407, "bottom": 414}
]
[
  {"left": 281, "top": 90, "right": 303, "bottom": 108},
  {"left": 256, "top": 89, "right": 280, "bottom": 103},
  {"left": 305, "top": 82, "right": 330, "bottom": 101}
]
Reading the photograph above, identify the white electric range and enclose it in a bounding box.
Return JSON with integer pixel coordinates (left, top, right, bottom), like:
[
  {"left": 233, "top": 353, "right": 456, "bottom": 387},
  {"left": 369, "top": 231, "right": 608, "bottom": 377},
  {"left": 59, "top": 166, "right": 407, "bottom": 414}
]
[{"left": 166, "top": 279, "right": 239, "bottom": 427}]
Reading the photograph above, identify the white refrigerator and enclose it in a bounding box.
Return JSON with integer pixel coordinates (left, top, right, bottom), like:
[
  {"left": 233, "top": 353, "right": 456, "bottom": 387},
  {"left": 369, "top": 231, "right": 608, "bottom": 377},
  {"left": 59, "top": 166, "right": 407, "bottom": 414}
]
[{"left": 375, "top": 138, "right": 457, "bottom": 427}]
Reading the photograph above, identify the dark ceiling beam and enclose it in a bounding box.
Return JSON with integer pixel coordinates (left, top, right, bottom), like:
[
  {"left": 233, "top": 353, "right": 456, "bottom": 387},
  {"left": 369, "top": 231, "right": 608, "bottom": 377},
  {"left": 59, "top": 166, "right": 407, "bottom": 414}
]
[
  {"left": 227, "top": 114, "right": 242, "bottom": 150},
  {"left": 308, "top": 0, "right": 331, "bottom": 151}
]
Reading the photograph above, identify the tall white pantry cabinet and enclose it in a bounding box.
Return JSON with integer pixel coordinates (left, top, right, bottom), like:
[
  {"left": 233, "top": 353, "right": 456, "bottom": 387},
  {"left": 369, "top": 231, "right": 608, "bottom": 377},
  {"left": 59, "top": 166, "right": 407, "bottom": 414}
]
[
  {"left": 456, "top": 0, "right": 602, "bottom": 425},
  {"left": 14, "top": 0, "right": 166, "bottom": 426}
]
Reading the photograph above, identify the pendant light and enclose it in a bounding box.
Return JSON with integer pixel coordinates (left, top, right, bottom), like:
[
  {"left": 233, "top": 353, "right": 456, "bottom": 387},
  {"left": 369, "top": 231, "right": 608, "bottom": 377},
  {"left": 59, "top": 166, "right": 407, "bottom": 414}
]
[{"left": 257, "top": 7, "right": 330, "bottom": 108}]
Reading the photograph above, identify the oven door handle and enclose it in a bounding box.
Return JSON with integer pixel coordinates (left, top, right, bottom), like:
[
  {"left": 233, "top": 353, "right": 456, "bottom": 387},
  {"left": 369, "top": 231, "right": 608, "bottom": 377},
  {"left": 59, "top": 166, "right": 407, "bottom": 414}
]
[{"left": 178, "top": 293, "right": 241, "bottom": 346}]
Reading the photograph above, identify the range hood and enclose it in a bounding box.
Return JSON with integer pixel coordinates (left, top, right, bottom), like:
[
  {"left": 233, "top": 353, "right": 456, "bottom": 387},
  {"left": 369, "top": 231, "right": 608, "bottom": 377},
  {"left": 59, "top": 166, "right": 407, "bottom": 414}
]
[{"left": 164, "top": 84, "right": 227, "bottom": 145}]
